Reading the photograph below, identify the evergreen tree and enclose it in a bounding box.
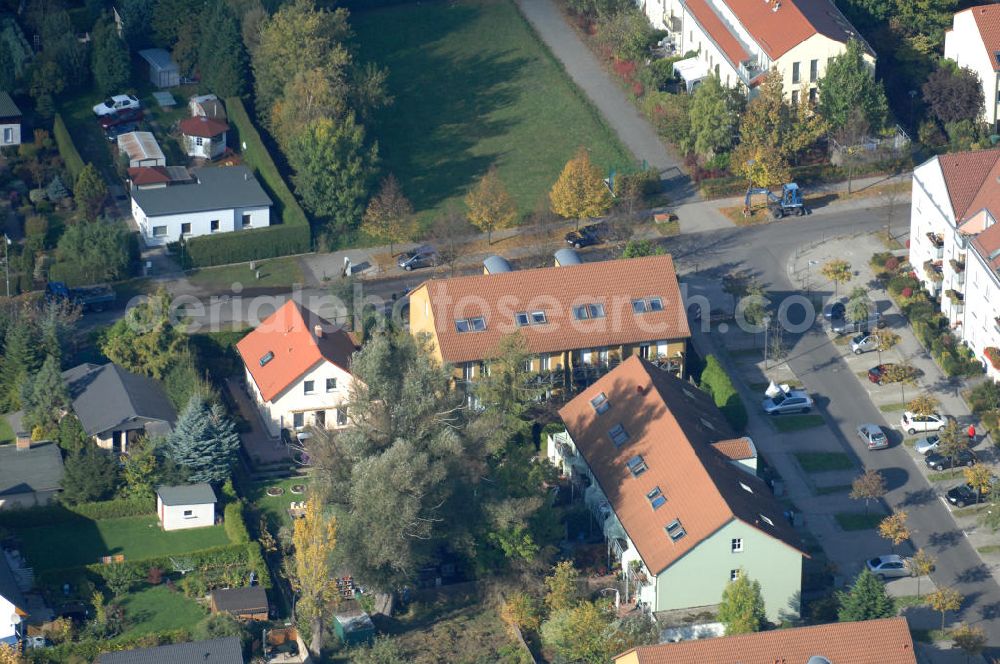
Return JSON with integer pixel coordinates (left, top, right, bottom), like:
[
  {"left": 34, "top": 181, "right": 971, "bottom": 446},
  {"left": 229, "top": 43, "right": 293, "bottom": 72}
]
[
  {"left": 837, "top": 569, "right": 895, "bottom": 622},
  {"left": 198, "top": 0, "right": 248, "bottom": 99},
  {"left": 61, "top": 450, "right": 120, "bottom": 503},
  {"left": 91, "top": 16, "right": 131, "bottom": 97},
  {"left": 57, "top": 413, "right": 89, "bottom": 454},
  {"left": 73, "top": 164, "right": 109, "bottom": 222},
  {"left": 0, "top": 317, "right": 42, "bottom": 412},
  {"left": 717, "top": 571, "right": 766, "bottom": 634},
  {"left": 161, "top": 395, "right": 239, "bottom": 484},
  {"left": 0, "top": 40, "right": 14, "bottom": 92},
  {"left": 22, "top": 354, "right": 70, "bottom": 436}
]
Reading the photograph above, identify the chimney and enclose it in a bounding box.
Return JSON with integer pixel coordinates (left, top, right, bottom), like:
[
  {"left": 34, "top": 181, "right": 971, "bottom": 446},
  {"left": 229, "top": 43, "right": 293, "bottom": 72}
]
[
  {"left": 15, "top": 432, "right": 31, "bottom": 450},
  {"left": 314, "top": 324, "right": 324, "bottom": 338}
]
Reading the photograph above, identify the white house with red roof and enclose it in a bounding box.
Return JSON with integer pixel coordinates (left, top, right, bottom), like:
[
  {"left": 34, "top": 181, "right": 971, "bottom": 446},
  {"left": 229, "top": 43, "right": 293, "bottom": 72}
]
[
  {"left": 236, "top": 300, "right": 359, "bottom": 436},
  {"left": 910, "top": 149, "right": 1000, "bottom": 379},
  {"left": 945, "top": 5, "right": 1000, "bottom": 132},
  {"left": 644, "top": 0, "right": 872, "bottom": 99},
  {"left": 180, "top": 115, "right": 229, "bottom": 160}
]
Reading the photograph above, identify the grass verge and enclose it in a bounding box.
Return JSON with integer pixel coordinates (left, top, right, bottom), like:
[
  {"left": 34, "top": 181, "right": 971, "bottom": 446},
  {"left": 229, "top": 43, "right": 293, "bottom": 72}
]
[
  {"left": 977, "top": 544, "right": 1000, "bottom": 555},
  {"left": 926, "top": 469, "right": 964, "bottom": 483},
  {"left": 878, "top": 402, "right": 908, "bottom": 412},
  {"left": 796, "top": 452, "right": 854, "bottom": 472},
  {"left": 835, "top": 512, "right": 883, "bottom": 531},
  {"left": 187, "top": 256, "right": 306, "bottom": 289},
  {"left": 813, "top": 484, "right": 851, "bottom": 496},
  {"left": 772, "top": 414, "right": 826, "bottom": 433}
]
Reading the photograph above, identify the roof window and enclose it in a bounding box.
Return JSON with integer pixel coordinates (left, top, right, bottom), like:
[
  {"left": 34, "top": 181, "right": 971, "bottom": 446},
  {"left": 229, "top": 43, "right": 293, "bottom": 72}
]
[
  {"left": 515, "top": 311, "right": 548, "bottom": 327},
  {"left": 259, "top": 351, "right": 274, "bottom": 367},
  {"left": 700, "top": 417, "right": 716, "bottom": 431},
  {"left": 632, "top": 297, "right": 664, "bottom": 314},
  {"left": 647, "top": 486, "right": 666, "bottom": 510},
  {"left": 456, "top": 316, "right": 486, "bottom": 333},
  {"left": 740, "top": 482, "right": 753, "bottom": 494},
  {"left": 625, "top": 454, "right": 647, "bottom": 477},
  {"left": 590, "top": 392, "right": 610, "bottom": 415},
  {"left": 760, "top": 514, "right": 774, "bottom": 527},
  {"left": 608, "top": 424, "right": 630, "bottom": 447},
  {"left": 573, "top": 303, "right": 606, "bottom": 320},
  {"left": 665, "top": 519, "right": 687, "bottom": 542}
]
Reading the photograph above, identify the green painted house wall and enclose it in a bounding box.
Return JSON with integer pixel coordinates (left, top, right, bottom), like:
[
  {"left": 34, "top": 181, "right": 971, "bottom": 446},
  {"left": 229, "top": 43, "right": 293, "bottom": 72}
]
[{"left": 653, "top": 519, "right": 802, "bottom": 621}]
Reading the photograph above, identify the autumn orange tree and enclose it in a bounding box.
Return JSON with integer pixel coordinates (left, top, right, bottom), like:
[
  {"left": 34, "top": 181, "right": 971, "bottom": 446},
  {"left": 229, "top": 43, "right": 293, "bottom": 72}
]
[
  {"left": 361, "top": 173, "right": 415, "bottom": 257},
  {"left": 290, "top": 491, "right": 338, "bottom": 657},
  {"left": 549, "top": 146, "right": 612, "bottom": 229},
  {"left": 465, "top": 165, "right": 518, "bottom": 244},
  {"left": 877, "top": 510, "right": 909, "bottom": 553}
]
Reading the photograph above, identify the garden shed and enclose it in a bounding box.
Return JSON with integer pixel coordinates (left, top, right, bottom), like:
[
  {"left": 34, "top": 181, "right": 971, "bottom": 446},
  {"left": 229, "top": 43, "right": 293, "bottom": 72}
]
[
  {"left": 138, "top": 48, "right": 180, "bottom": 88},
  {"left": 333, "top": 610, "right": 375, "bottom": 646},
  {"left": 210, "top": 586, "right": 269, "bottom": 621},
  {"left": 156, "top": 483, "right": 216, "bottom": 531}
]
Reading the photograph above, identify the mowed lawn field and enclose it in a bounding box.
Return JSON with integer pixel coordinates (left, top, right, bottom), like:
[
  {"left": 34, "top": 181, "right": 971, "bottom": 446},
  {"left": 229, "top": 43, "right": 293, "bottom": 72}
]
[
  {"left": 353, "top": 0, "right": 632, "bottom": 226},
  {"left": 17, "top": 516, "right": 230, "bottom": 571}
]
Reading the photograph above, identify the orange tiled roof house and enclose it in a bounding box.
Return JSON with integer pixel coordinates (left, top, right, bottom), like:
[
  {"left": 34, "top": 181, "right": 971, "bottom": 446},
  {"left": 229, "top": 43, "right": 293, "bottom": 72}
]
[
  {"left": 236, "top": 300, "right": 359, "bottom": 437},
  {"left": 549, "top": 357, "right": 806, "bottom": 620}
]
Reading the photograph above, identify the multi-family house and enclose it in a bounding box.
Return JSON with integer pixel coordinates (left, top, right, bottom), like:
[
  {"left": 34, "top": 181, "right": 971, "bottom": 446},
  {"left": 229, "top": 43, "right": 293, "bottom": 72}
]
[
  {"left": 551, "top": 356, "right": 805, "bottom": 619},
  {"left": 641, "top": 0, "right": 873, "bottom": 98},
  {"left": 909, "top": 149, "right": 1000, "bottom": 378},
  {"left": 236, "top": 300, "right": 358, "bottom": 437},
  {"left": 407, "top": 254, "right": 691, "bottom": 396},
  {"left": 944, "top": 5, "right": 1000, "bottom": 132}
]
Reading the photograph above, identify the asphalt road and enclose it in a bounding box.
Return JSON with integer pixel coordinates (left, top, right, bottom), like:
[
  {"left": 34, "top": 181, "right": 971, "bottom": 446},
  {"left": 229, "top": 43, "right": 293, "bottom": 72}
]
[{"left": 663, "top": 206, "right": 1000, "bottom": 649}]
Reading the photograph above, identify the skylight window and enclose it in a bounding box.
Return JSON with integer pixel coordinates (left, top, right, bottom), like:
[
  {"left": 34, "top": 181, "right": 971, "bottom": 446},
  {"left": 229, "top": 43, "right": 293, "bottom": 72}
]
[
  {"left": 647, "top": 486, "right": 666, "bottom": 510},
  {"left": 515, "top": 311, "right": 548, "bottom": 327},
  {"left": 531, "top": 311, "right": 547, "bottom": 324},
  {"left": 625, "top": 454, "right": 647, "bottom": 477},
  {"left": 700, "top": 417, "right": 716, "bottom": 431},
  {"left": 455, "top": 317, "right": 486, "bottom": 333},
  {"left": 590, "top": 392, "right": 610, "bottom": 415},
  {"left": 515, "top": 312, "right": 530, "bottom": 327},
  {"left": 632, "top": 297, "right": 664, "bottom": 314},
  {"left": 608, "top": 424, "right": 630, "bottom": 447},
  {"left": 740, "top": 482, "right": 753, "bottom": 494},
  {"left": 259, "top": 351, "right": 274, "bottom": 367},
  {"left": 573, "top": 303, "right": 606, "bottom": 320},
  {"left": 666, "top": 519, "right": 686, "bottom": 542},
  {"left": 632, "top": 299, "right": 647, "bottom": 314},
  {"left": 760, "top": 514, "right": 774, "bottom": 527}
]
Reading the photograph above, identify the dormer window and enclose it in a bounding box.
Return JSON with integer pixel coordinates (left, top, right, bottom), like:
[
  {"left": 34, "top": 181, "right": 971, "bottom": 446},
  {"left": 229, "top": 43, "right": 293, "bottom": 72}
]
[
  {"left": 647, "top": 486, "right": 666, "bottom": 509},
  {"left": 456, "top": 316, "right": 486, "bottom": 333},
  {"left": 625, "top": 454, "right": 647, "bottom": 477},
  {"left": 608, "top": 424, "right": 629, "bottom": 447},
  {"left": 259, "top": 351, "right": 274, "bottom": 367},
  {"left": 666, "top": 519, "right": 686, "bottom": 542},
  {"left": 590, "top": 392, "right": 610, "bottom": 414}
]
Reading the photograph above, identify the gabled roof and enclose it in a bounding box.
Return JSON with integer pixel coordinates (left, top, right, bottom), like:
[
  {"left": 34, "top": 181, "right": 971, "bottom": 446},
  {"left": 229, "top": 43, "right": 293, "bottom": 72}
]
[
  {"left": 97, "top": 637, "right": 244, "bottom": 664},
  {"left": 128, "top": 166, "right": 172, "bottom": 186},
  {"left": 0, "top": 91, "right": 21, "bottom": 118},
  {"left": 971, "top": 218, "right": 1000, "bottom": 270},
  {"left": 180, "top": 115, "right": 229, "bottom": 138},
  {"left": 156, "top": 483, "right": 217, "bottom": 506},
  {"left": 131, "top": 166, "right": 272, "bottom": 217},
  {"left": 137, "top": 48, "right": 178, "bottom": 71},
  {"left": 936, "top": 149, "right": 1000, "bottom": 222},
  {"left": 0, "top": 547, "right": 28, "bottom": 616},
  {"left": 711, "top": 436, "right": 755, "bottom": 461},
  {"left": 210, "top": 586, "right": 269, "bottom": 612},
  {"left": 965, "top": 4, "right": 1000, "bottom": 71},
  {"left": 117, "top": 131, "right": 165, "bottom": 163},
  {"left": 63, "top": 363, "right": 177, "bottom": 437},
  {"left": 559, "top": 356, "right": 804, "bottom": 576},
  {"left": 682, "top": 0, "right": 749, "bottom": 66},
  {"left": 617, "top": 617, "right": 916, "bottom": 664},
  {"left": 414, "top": 255, "right": 690, "bottom": 365},
  {"left": 0, "top": 442, "right": 64, "bottom": 497},
  {"left": 236, "top": 300, "right": 358, "bottom": 403}
]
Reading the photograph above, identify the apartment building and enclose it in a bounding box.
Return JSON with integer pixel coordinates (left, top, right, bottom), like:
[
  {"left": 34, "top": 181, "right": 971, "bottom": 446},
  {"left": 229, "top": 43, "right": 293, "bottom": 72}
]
[{"left": 945, "top": 5, "right": 1000, "bottom": 132}]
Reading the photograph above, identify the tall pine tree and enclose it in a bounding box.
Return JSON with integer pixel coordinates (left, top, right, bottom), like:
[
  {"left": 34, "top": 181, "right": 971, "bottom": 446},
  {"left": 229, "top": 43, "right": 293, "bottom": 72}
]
[
  {"left": 198, "top": 0, "right": 248, "bottom": 99},
  {"left": 837, "top": 569, "right": 895, "bottom": 622},
  {"left": 22, "top": 354, "right": 70, "bottom": 435},
  {"left": 0, "top": 317, "right": 42, "bottom": 412},
  {"left": 162, "top": 395, "right": 239, "bottom": 484},
  {"left": 91, "top": 16, "right": 131, "bottom": 97}
]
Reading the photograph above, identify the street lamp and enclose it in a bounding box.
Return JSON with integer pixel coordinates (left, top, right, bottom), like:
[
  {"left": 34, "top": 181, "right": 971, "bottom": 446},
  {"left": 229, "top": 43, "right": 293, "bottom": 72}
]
[
  {"left": 763, "top": 316, "right": 772, "bottom": 370},
  {"left": 3, "top": 234, "right": 11, "bottom": 298}
]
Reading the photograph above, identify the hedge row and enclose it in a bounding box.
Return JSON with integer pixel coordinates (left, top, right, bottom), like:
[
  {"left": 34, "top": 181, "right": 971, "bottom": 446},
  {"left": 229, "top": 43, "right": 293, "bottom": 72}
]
[
  {"left": 0, "top": 495, "right": 156, "bottom": 528},
  {"left": 224, "top": 501, "right": 250, "bottom": 544},
  {"left": 699, "top": 354, "right": 748, "bottom": 432},
  {"left": 184, "top": 223, "right": 311, "bottom": 267},
  {"left": 53, "top": 113, "right": 84, "bottom": 184}
]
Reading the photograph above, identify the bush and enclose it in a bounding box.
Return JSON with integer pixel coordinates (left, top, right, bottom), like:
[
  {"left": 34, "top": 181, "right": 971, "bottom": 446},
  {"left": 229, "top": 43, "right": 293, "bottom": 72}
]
[
  {"left": 699, "top": 355, "right": 747, "bottom": 432},
  {"left": 53, "top": 113, "right": 84, "bottom": 184},
  {"left": 887, "top": 274, "right": 920, "bottom": 297},
  {"left": 0, "top": 495, "right": 156, "bottom": 528},
  {"left": 224, "top": 501, "right": 250, "bottom": 544},
  {"left": 699, "top": 176, "right": 745, "bottom": 199},
  {"left": 968, "top": 381, "right": 1000, "bottom": 415}
]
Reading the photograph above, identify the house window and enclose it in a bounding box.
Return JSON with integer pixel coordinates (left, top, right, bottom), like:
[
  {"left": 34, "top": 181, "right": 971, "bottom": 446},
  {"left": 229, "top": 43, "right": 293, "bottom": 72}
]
[
  {"left": 326, "top": 378, "right": 336, "bottom": 392},
  {"left": 810, "top": 59, "right": 818, "bottom": 82},
  {"left": 314, "top": 410, "right": 325, "bottom": 427},
  {"left": 241, "top": 213, "right": 252, "bottom": 229},
  {"left": 666, "top": 519, "right": 686, "bottom": 542},
  {"left": 531, "top": 311, "right": 547, "bottom": 324},
  {"left": 731, "top": 538, "right": 744, "bottom": 553},
  {"left": 293, "top": 412, "right": 304, "bottom": 428},
  {"left": 608, "top": 424, "right": 630, "bottom": 447},
  {"left": 597, "top": 349, "right": 609, "bottom": 366},
  {"left": 647, "top": 486, "right": 666, "bottom": 510},
  {"left": 792, "top": 62, "right": 800, "bottom": 84},
  {"left": 515, "top": 312, "right": 530, "bottom": 327},
  {"left": 183, "top": 509, "right": 193, "bottom": 517},
  {"left": 455, "top": 317, "right": 487, "bottom": 333},
  {"left": 539, "top": 354, "right": 551, "bottom": 371},
  {"left": 181, "top": 222, "right": 191, "bottom": 236},
  {"left": 730, "top": 569, "right": 740, "bottom": 581},
  {"left": 463, "top": 363, "right": 475, "bottom": 382},
  {"left": 632, "top": 297, "right": 663, "bottom": 313},
  {"left": 210, "top": 219, "right": 220, "bottom": 232},
  {"left": 195, "top": 136, "right": 203, "bottom": 146},
  {"left": 2, "top": 128, "right": 12, "bottom": 144},
  {"left": 590, "top": 392, "right": 610, "bottom": 414},
  {"left": 303, "top": 380, "right": 315, "bottom": 395},
  {"left": 639, "top": 344, "right": 651, "bottom": 360},
  {"left": 791, "top": 90, "right": 799, "bottom": 106},
  {"left": 625, "top": 454, "right": 647, "bottom": 477},
  {"left": 809, "top": 87, "right": 817, "bottom": 103},
  {"left": 336, "top": 407, "right": 347, "bottom": 426},
  {"left": 152, "top": 226, "right": 167, "bottom": 237},
  {"left": 573, "top": 303, "right": 606, "bottom": 320},
  {"left": 515, "top": 311, "right": 547, "bottom": 326}
]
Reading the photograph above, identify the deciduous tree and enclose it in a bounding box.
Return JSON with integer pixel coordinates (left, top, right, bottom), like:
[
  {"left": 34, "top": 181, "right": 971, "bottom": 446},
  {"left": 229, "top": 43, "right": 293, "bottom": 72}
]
[
  {"left": 540, "top": 600, "right": 617, "bottom": 664},
  {"left": 837, "top": 569, "right": 894, "bottom": 621},
  {"left": 290, "top": 491, "right": 337, "bottom": 657},
  {"left": 816, "top": 39, "right": 889, "bottom": 131},
  {"left": 361, "top": 174, "right": 414, "bottom": 257},
  {"left": 878, "top": 510, "right": 909, "bottom": 553},
  {"left": 56, "top": 221, "right": 130, "bottom": 284},
  {"left": 549, "top": 147, "right": 612, "bottom": 227},
  {"left": 964, "top": 463, "right": 993, "bottom": 505},
  {"left": 850, "top": 469, "right": 886, "bottom": 514},
  {"left": 718, "top": 571, "right": 766, "bottom": 634},
  {"left": 938, "top": 420, "right": 971, "bottom": 468},
  {"left": 910, "top": 549, "right": 936, "bottom": 598},
  {"left": 926, "top": 587, "right": 962, "bottom": 632},
  {"left": 907, "top": 394, "right": 940, "bottom": 417},
  {"left": 847, "top": 286, "right": 872, "bottom": 325},
  {"left": 61, "top": 450, "right": 120, "bottom": 503},
  {"left": 821, "top": 259, "right": 852, "bottom": 296},
  {"left": 101, "top": 291, "right": 184, "bottom": 379},
  {"left": 922, "top": 63, "right": 984, "bottom": 125},
  {"left": 545, "top": 560, "right": 581, "bottom": 612},
  {"left": 271, "top": 68, "right": 350, "bottom": 150},
  {"left": 474, "top": 332, "right": 544, "bottom": 446},
  {"left": 732, "top": 71, "right": 791, "bottom": 188},
  {"left": 950, "top": 623, "right": 986, "bottom": 662},
  {"left": 883, "top": 362, "right": 917, "bottom": 402},
  {"left": 873, "top": 328, "right": 900, "bottom": 366},
  {"left": 688, "top": 75, "right": 741, "bottom": 158},
  {"left": 466, "top": 165, "right": 518, "bottom": 244}
]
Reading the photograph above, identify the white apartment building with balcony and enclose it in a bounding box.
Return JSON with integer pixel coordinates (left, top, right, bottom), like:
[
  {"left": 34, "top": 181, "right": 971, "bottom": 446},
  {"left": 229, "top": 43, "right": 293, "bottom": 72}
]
[
  {"left": 909, "top": 149, "right": 1000, "bottom": 379},
  {"left": 944, "top": 5, "right": 1000, "bottom": 133}
]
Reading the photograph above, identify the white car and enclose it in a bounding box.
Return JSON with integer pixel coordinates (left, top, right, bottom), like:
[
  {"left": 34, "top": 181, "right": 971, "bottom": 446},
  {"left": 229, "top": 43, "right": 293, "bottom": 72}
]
[
  {"left": 92, "top": 94, "right": 140, "bottom": 116},
  {"left": 900, "top": 411, "right": 948, "bottom": 435}
]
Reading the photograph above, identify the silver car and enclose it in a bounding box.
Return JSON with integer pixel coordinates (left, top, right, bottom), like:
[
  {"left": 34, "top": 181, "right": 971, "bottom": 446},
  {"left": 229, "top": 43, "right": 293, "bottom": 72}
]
[
  {"left": 914, "top": 434, "right": 940, "bottom": 455},
  {"left": 761, "top": 390, "right": 814, "bottom": 415},
  {"left": 866, "top": 554, "right": 910, "bottom": 580},
  {"left": 850, "top": 333, "right": 879, "bottom": 354},
  {"left": 857, "top": 423, "right": 889, "bottom": 450}
]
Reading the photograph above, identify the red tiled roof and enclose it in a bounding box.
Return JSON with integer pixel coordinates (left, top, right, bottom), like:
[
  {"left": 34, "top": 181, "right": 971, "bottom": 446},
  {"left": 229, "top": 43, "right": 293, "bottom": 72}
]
[
  {"left": 683, "top": 0, "right": 749, "bottom": 66},
  {"left": 236, "top": 300, "right": 357, "bottom": 402},
  {"left": 972, "top": 219, "right": 1000, "bottom": 270},
  {"left": 414, "top": 255, "right": 690, "bottom": 365},
  {"left": 127, "top": 166, "right": 171, "bottom": 186},
  {"left": 936, "top": 149, "right": 1000, "bottom": 221},
  {"left": 559, "top": 357, "right": 804, "bottom": 576},
  {"left": 617, "top": 617, "right": 916, "bottom": 664},
  {"left": 711, "top": 437, "right": 755, "bottom": 460},
  {"left": 179, "top": 115, "right": 229, "bottom": 138},
  {"left": 969, "top": 4, "right": 1000, "bottom": 71}
]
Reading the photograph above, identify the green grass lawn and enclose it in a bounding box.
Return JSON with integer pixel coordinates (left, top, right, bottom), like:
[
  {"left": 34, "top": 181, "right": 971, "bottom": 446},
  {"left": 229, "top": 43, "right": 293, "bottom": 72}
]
[
  {"left": 353, "top": 0, "right": 632, "bottom": 226},
  {"left": 246, "top": 477, "right": 311, "bottom": 531},
  {"left": 186, "top": 256, "right": 306, "bottom": 290},
  {"left": 835, "top": 512, "right": 883, "bottom": 531},
  {"left": 0, "top": 416, "right": 14, "bottom": 445},
  {"left": 878, "top": 402, "right": 908, "bottom": 413},
  {"left": 813, "top": 484, "right": 851, "bottom": 496},
  {"left": 771, "top": 414, "right": 826, "bottom": 433},
  {"left": 926, "top": 469, "right": 964, "bottom": 483},
  {"left": 119, "top": 585, "right": 207, "bottom": 638},
  {"left": 795, "top": 452, "right": 854, "bottom": 473},
  {"left": 18, "top": 516, "right": 230, "bottom": 571}
]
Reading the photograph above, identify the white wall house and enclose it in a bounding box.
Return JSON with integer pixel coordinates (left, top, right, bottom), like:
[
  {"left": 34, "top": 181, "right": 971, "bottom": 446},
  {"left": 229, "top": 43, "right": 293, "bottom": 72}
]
[
  {"left": 641, "top": 0, "right": 873, "bottom": 97},
  {"left": 179, "top": 116, "right": 229, "bottom": 160},
  {"left": 0, "top": 92, "right": 21, "bottom": 148},
  {"left": 236, "top": 300, "right": 360, "bottom": 437},
  {"left": 0, "top": 564, "right": 26, "bottom": 646},
  {"left": 131, "top": 165, "right": 272, "bottom": 246},
  {"left": 945, "top": 5, "right": 1000, "bottom": 132},
  {"left": 157, "top": 484, "right": 217, "bottom": 531}
]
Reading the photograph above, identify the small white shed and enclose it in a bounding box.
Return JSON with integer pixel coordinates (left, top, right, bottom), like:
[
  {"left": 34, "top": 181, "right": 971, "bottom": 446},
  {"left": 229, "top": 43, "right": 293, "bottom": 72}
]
[{"left": 156, "top": 484, "right": 217, "bottom": 531}]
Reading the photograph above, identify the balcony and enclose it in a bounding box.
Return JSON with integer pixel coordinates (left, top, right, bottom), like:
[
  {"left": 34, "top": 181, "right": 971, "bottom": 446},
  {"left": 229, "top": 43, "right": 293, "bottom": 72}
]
[
  {"left": 994, "top": 317, "right": 1000, "bottom": 336},
  {"left": 945, "top": 289, "right": 965, "bottom": 313},
  {"left": 927, "top": 232, "right": 944, "bottom": 259},
  {"left": 923, "top": 260, "right": 944, "bottom": 283},
  {"left": 949, "top": 258, "right": 965, "bottom": 273}
]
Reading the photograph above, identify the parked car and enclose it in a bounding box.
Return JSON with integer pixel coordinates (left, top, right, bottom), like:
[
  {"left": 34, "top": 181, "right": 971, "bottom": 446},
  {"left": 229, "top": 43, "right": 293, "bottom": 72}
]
[
  {"left": 850, "top": 333, "right": 880, "bottom": 354},
  {"left": 105, "top": 122, "right": 138, "bottom": 142},
  {"left": 946, "top": 481, "right": 994, "bottom": 507},
  {"left": 831, "top": 311, "right": 883, "bottom": 335},
  {"left": 866, "top": 554, "right": 910, "bottom": 580},
  {"left": 925, "top": 449, "right": 976, "bottom": 471},
  {"left": 565, "top": 224, "right": 601, "bottom": 249},
  {"left": 823, "top": 299, "right": 846, "bottom": 320},
  {"left": 900, "top": 411, "right": 948, "bottom": 435},
  {"left": 857, "top": 423, "right": 889, "bottom": 450},
  {"left": 92, "top": 94, "right": 141, "bottom": 116},
  {"left": 914, "top": 434, "right": 941, "bottom": 455},
  {"left": 761, "top": 389, "right": 814, "bottom": 415},
  {"left": 397, "top": 246, "right": 437, "bottom": 271},
  {"left": 98, "top": 106, "right": 143, "bottom": 129}
]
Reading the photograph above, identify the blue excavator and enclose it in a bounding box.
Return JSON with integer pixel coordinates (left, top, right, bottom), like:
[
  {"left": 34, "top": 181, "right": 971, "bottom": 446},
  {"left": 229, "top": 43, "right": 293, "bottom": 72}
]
[{"left": 744, "top": 182, "right": 806, "bottom": 219}]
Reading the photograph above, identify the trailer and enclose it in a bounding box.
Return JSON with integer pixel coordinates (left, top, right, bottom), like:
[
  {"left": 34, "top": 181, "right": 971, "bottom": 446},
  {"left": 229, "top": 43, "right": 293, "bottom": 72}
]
[{"left": 46, "top": 281, "right": 116, "bottom": 312}]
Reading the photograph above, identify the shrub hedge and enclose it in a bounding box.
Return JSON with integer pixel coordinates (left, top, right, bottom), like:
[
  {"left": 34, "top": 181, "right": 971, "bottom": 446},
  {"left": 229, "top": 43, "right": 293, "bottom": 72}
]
[
  {"left": 53, "top": 113, "right": 84, "bottom": 184},
  {"left": 224, "top": 501, "right": 250, "bottom": 544},
  {"left": 0, "top": 495, "right": 156, "bottom": 528},
  {"left": 699, "top": 354, "right": 748, "bottom": 432}
]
